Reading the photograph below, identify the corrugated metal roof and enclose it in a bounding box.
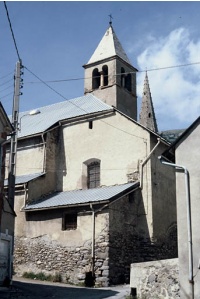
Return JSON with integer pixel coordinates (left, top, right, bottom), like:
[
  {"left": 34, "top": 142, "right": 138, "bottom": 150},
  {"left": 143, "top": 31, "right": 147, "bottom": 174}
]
[
  {"left": 17, "top": 94, "right": 113, "bottom": 138},
  {"left": 23, "top": 182, "right": 139, "bottom": 211},
  {"left": 4, "top": 172, "right": 45, "bottom": 186}
]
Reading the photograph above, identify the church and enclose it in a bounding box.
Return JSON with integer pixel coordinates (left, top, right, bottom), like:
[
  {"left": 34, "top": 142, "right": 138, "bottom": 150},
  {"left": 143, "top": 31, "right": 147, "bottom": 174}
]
[{"left": 5, "top": 22, "right": 177, "bottom": 286}]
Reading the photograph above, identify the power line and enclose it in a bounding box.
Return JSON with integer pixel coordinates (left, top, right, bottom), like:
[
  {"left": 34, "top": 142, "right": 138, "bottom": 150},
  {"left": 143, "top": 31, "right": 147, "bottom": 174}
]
[
  {"left": 23, "top": 66, "right": 146, "bottom": 141},
  {"left": 24, "top": 66, "right": 69, "bottom": 101},
  {"left": 0, "top": 71, "right": 14, "bottom": 80},
  {"left": 145, "top": 61, "right": 200, "bottom": 72},
  {"left": 0, "top": 84, "right": 14, "bottom": 93},
  {"left": 24, "top": 61, "right": 200, "bottom": 84},
  {"left": 0, "top": 78, "right": 13, "bottom": 87},
  {"left": 0, "top": 91, "right": 13, "bottom": 100},
  {"left": 4, "top": 1, "right": 21, "bottom": 61}
]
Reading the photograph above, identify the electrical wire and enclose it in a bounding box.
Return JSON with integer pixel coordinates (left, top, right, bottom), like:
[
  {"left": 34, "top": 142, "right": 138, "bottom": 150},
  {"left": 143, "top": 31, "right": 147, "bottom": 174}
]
[
  {"left": 0, "top": 91, "right": 13, "bottom": 100},
  {"left": 0, "top": 71, "right": 14, "bottom": 80},
  {"left": 24, "top": 61, "right": 200, "bottom": 84},
  {"left": 24, "top": 66, "right": 69, "bottom": 101},
  {"left": 0, "top": 78, "right": 13, "bottom": 87},
  {"left": 0, "top": 84, "right": 14, "bottom": 93},
  {"left": 22, "top": 66, "right": 147, "bottom": 141},
  {"left": 4, "top": 1, "right": 21, "bottom": 61}
]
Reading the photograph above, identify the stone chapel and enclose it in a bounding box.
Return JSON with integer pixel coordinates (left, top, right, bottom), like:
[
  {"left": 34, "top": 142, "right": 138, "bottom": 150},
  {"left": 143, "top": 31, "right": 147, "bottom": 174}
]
[{"left": 5, "top": 23, "right": 177, "bottom": 286}]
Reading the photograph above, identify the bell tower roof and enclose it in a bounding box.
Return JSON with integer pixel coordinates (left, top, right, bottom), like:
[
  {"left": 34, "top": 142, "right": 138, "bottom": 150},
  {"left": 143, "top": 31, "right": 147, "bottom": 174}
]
[
  {"left": 83, "top": 23, "right": 138, "bottom": 120},
  {"left": 87, "top": 24, "right": 131, "bottom": 65},
  {"left": 139, "top": 72, "right": 158, "bottom": 133}
]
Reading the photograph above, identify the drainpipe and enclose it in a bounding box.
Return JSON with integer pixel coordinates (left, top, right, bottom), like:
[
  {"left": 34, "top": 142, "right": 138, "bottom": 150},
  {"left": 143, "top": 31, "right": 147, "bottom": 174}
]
[
  {"left": 23, "top": 183, "right": 28, "bottom": 207},
  {"left": 41, "top": 133, "right": 46, "bottom": 173},
  {"left": 158, "top": 156, "right": 194, "bottom": 298},
  {"left": 140, "top": 138, "right": 161, "bottom": 189},
  {"left": 90, "top": 203, "right": 95, "bottom": 277}
]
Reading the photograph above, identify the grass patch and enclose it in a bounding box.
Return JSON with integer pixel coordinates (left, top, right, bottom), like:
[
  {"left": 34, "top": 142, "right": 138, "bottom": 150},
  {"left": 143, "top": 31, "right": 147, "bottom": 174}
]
[{"left": 22, "top": 271, "right": 62, "bottom": 282}]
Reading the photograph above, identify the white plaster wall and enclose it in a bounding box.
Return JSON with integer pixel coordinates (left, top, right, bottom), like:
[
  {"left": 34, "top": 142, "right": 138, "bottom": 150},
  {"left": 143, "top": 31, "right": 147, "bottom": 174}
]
[
  {"left": 5, "top": 138, "right": 44, "bottom": 178},
  {"left": 175, "top": 123, "right": 200, "bottom": 299},
  {"left": 57, "top": 112, "right": 157, "bottom": 237},
  {"left": 23, "top": 210, "right": 108, "bottom": 248},
  {"left": 16, "top": 146, "right": 44, "bottom": 176},
  {"left": 59, "top": 112, "right": 149, "bottom": 191}
]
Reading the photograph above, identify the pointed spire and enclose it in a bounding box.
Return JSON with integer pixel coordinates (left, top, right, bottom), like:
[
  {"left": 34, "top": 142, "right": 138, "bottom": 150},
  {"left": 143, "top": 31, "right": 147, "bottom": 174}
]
[
  {"left": 139, "top": 72, "right": 158, "bottom": 133},
  {"left": 87, "top": 24, "right": 131, "bottom": 65}
]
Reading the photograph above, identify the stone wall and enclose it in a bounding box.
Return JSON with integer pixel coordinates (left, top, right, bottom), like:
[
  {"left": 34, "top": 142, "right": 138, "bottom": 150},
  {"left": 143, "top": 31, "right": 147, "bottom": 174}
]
[
  {"left": 14, "top": 231, "right": 110, "bottom": 287},
  {"left": 130, "top": 259, "right": 179, "bottom": 298}
]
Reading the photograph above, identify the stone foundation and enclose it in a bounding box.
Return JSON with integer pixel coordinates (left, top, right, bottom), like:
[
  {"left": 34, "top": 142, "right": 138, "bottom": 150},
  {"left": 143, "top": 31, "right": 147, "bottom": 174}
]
[
  {"left": 14, "top": 228, "right": 178, "bottom": 288},
  {"left": 14, "top": 233, "right": 110, "bottom": 287}
]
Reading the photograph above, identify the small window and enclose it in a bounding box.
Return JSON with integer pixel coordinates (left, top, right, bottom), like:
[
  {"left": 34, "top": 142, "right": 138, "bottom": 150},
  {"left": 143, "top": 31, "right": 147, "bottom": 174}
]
[
  {"left": 87, "top": 161, "right": 100, "bottom": 189},
  {"left": 89, "top": 121, "right": 93, "bottom": 129},
  {"left": 62, "top": 213, "right": 77, "bottom": 230}
]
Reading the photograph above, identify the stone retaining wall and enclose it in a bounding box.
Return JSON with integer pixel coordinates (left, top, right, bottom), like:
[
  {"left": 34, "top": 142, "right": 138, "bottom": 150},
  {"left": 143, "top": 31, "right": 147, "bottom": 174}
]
[
  {"left": 14, "top": 232, "right": 110, "bottom": 287},
  {"left": 14, "top": 230, "right": 178, "bottom": 288},
  {"left": 130, "top": 258, "right": 180, "bottom": 298}
]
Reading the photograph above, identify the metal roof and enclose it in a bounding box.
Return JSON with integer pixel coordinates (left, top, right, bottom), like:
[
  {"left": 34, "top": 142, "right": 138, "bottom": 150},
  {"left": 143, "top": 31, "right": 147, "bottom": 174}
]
[
  {"left": 4, "top": 172, "right": 45, "bottom": 186},
  {"left": 16, "top": 94, "right": 113, "bottom": 138},
  {"left": 23, "top": 182, "right": 139, "bottom": 211}
]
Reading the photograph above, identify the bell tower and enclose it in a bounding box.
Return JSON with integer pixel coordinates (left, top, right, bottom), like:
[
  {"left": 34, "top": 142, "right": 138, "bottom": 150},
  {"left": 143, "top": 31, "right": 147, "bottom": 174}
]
[{"left": 83, "top": 23, "right": 138, "bottom": 120}]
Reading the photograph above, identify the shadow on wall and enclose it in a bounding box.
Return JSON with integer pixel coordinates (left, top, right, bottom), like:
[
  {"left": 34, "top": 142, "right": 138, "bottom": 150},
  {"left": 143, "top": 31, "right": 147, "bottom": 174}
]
[
  {"left": 108, "top": 188, "right": 150, "bottom": 285},
  {"left": 108, "top": 188, "right": 177, "bottom": 285}
]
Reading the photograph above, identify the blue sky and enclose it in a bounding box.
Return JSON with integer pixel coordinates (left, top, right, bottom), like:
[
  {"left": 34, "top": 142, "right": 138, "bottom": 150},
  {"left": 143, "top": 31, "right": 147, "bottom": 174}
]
[{"left": 1, "top": 1, "right": 200, "bottom": 131}]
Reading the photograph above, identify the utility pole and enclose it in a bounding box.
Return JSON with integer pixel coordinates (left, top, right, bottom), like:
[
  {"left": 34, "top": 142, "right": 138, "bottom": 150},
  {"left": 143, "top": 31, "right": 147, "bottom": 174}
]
[{"left": 8, "top": 60, "right": 23, "bottom": 209}]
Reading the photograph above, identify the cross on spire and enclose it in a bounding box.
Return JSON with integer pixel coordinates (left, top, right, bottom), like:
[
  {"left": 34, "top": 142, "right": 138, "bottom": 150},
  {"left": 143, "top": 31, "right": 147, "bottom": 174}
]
[{"left": 108, "top": 14, "right": 113, "bottom": 25}]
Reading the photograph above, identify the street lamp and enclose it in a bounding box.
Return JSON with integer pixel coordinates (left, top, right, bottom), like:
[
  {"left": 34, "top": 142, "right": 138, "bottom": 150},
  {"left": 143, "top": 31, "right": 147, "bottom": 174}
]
[{"left": 19, "top": 108, "right": 41, "bottom": 131}]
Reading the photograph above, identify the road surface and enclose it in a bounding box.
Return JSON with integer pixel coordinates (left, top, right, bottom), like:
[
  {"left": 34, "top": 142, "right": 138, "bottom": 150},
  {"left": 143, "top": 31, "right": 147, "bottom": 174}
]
[{"left": 0, "top": 276, "right": 131, "bottom": 299}]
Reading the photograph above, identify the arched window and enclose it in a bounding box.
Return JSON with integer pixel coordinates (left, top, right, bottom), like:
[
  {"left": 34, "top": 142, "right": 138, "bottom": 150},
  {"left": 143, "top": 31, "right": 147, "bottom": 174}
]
[
  {"left": 121, "top": 67, "right": 125, "bottom": 87},
  {"left": 102, "top": 65, "right": 108, "bottom": 86},
  {"left": 125, "top": 73, "right": 132, "bottom": 92},
  {"left": 87, "top": 161, "right": 100, "bottom": 189},
  {"left": 92, "top": 68, "right": 100, "bottom": 89}
]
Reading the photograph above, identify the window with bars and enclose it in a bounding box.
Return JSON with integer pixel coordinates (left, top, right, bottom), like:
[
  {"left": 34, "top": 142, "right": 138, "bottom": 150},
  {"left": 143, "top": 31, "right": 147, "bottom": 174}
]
[
  {"left": 87, "top": 161, "right": 100, "bottom": 189},
  {"left": 62, "top": 213, "right": 77, "bottom": 230}
]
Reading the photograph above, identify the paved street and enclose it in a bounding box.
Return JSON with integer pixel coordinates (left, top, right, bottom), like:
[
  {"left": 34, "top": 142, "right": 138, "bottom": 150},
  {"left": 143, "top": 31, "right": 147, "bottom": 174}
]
[{"left": 0, "top": 276, "right": 131, "bottom": 299}]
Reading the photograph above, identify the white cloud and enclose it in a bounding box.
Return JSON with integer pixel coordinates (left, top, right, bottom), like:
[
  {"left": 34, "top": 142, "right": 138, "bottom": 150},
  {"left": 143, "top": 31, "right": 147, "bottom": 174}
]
[{"left": 136, "top": 27, "right": 200, "bottom": 131}]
